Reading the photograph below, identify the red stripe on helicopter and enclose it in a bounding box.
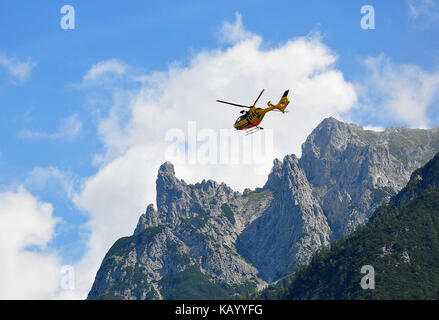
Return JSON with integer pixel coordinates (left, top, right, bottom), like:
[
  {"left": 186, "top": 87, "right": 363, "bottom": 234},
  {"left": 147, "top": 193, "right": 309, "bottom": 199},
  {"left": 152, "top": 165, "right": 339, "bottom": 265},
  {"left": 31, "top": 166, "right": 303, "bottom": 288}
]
[{"left": 239, "top": 121, "right": 260, "bottom": 130}]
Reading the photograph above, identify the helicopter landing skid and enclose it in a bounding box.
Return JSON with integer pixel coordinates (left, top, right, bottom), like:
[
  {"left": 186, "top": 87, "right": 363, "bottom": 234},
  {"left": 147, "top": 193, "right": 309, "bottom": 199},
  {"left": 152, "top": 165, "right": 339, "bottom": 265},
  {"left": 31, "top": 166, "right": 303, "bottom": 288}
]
[{"left": 244, "top": 126, "right": 264, "bottom": 136}]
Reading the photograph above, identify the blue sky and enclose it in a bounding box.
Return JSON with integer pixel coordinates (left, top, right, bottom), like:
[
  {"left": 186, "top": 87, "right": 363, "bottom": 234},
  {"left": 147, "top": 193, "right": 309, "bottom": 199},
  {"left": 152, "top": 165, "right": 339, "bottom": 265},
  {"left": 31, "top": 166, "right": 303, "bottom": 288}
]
[{"left": 0, "top": 0, "right": 439, "bottom": 298}]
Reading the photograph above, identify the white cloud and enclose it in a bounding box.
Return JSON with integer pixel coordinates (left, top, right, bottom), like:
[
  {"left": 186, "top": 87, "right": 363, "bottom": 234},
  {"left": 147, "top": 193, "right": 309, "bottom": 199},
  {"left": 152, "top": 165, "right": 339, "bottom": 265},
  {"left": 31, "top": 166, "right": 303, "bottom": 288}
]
[
  {"left": 0, "top": 187, "right": 62, "bottom": 299},
  {"left": 408, "top": 0, "right": 439, "bottom": 21},
  {"left": 72, "top": 18, "right": 358, "bottom": 298},
  {"left": 25, "top": 167, "right": 77, "bottom": 198},
  {"left": 18, "top": 114, "right": 83, "bottom": 141},
  {"left": 355, "top": 54, "right": 439, "bottom": 128},
  {"left": 218, "top": 12, "right": 255, "bottom": 44},
  {"left": 363, "top": 125, "right": 385, "bottom": 132},
  {"left": 72, "top": 145, "right": 159, "bottom": 298},
  {"left": 0, "top": 53, "right": 35, "bottom": 83},
  {"left": 82, "top": 59, "right": 127, "bottom": 84}
]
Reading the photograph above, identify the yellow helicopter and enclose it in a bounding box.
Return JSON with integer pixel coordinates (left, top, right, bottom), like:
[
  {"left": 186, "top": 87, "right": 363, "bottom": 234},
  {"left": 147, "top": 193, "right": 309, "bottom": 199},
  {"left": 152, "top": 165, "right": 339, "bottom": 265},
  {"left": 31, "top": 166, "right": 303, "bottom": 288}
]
[{"left": 216, "top": 89, "right": 290, "bottom": 135}]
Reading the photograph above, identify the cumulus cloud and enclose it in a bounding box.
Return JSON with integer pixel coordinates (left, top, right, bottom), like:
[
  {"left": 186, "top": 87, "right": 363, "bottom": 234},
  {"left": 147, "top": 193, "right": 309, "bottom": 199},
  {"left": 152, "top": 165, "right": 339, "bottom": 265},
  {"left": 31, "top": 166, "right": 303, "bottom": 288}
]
[
  {"left": 0, "top": 187, "right": 63, "bottom": 299},
  {"left": 72, "top": 16, "right": 358, "bottom": 297},
  {"left": 18, "top": 114, "right": 83, "bottom": 141},
  {"left": 72, "top": 145, "right": 160, "bottom": 298},
  {"left": 354, "top": 54, "right": 439, "bottom": 128},
  {"left": 217, "top": 12, "right": 255, "bottom": 44},
  {"left": 82, "top": 59, "right": 127, "bottom": 84},
  {"left": 0, "top": 53, "right": 35, "bottom": 83}
]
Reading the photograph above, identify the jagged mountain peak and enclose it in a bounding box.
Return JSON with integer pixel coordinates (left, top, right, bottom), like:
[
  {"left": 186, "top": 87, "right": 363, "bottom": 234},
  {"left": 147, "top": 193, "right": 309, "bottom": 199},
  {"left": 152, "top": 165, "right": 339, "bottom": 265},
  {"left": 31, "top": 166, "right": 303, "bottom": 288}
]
[
  {"left": 156, "top": 161, "right": 187, "bottom": 215},
  {"left": 264, "top": 154, "right": 302, "bottom": 193},
  {"left": 265, "top": 151, "right": 439, "bottom": 300},
  {"left": 88, "top": 162, "right": 273, "bottom": 300},
  {"left": 89, "top": 118, "right": 439, "bottom": 300},
  {"left": 316, "top": 116, "right": 350, "bottom": 129},
  {"left": 301, "top": 117, "right": 366, "bottom": 160},
  {"left": 195, "top": 179, "right": 220, "bottom": 192},
  {"left": 159, "top": 161, "right": 175, "bottom": 175},
  {"left": 311, "top": 116, "right": 362, "bottom": 136},
  {"left": 134, "top": 204, "right": 158, "bottom": 234}
]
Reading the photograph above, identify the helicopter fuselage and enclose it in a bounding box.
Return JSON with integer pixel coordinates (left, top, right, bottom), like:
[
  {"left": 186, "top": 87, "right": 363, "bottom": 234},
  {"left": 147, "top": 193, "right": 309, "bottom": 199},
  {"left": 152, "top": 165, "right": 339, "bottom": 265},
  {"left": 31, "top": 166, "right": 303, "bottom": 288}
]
[{"left": 234, "top": 107, "right": 267, "bottom": 130}]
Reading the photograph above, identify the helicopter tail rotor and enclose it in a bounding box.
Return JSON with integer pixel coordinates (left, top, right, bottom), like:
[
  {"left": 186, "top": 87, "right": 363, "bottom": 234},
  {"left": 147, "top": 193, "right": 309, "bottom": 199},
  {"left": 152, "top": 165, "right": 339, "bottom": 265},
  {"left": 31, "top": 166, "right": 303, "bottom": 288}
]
[{"left": 267, "top": 90, "right": 290, "bottom": 113}]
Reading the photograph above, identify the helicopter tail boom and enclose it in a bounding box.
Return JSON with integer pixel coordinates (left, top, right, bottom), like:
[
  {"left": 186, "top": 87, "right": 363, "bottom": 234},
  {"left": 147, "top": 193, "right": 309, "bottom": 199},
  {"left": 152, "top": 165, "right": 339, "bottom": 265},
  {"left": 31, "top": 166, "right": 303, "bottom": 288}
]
[{"left": 267, "top": 90, "right": 290, "bottom": 113}]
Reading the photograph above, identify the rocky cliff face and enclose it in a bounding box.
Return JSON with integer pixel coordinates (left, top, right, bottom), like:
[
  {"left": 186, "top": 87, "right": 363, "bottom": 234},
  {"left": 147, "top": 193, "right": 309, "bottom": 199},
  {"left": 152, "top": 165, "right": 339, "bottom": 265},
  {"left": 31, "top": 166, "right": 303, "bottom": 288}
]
[
  {"left": 237, "top": 155, "right": 331, "bottom": 282},
  {"left": 300, "top": 118, "right": 439, "bottom": 238},
  {"left": 88, "top": 117, "right": 439, "bottom": 299},
  {"left": 87, "top": 162, "right": 272, "bottom": 299},
  {"left": 237, "top": 118, "right": 439, "bottom": 281},
  {"left": 261, "top": 151, "right": 439, "bottom": 300}
]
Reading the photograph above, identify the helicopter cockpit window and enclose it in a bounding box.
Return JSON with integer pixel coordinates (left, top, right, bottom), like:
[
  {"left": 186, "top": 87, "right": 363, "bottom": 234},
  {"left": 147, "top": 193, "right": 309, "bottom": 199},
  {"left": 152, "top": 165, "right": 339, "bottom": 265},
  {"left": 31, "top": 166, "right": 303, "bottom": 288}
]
[{"left": 235, "top": 115, "right": 247, "bottom": 124}]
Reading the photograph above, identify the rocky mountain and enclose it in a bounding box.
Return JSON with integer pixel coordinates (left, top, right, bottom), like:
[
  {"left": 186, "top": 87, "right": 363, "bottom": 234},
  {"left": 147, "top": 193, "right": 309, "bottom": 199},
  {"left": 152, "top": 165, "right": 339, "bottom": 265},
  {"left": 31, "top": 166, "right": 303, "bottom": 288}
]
[
  {"left": 300, "top": 118, "right": 439, "bottom": 238},
  {"left": 237, "top": 155, "right": 331, "bottom": 282},
  {"left": 87, "top": 117, "right": 439, "bottom": 300},
  {"left": 258, "top": 152, "right": 439, "bottom": 300},
  {"left": 87, "top": 162, "right": 272, "bottom": 299},
  {"left": 237, "top": 118, "right": 439, "bottom": 282}
]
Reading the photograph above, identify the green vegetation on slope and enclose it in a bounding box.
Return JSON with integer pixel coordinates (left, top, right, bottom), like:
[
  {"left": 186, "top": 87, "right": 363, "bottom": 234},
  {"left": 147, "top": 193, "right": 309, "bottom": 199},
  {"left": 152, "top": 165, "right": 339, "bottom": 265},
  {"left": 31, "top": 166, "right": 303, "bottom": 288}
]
[
  {"left": 256, "top": 189, "right": 439, "bottom": 300},
  {"left": 159, "top": 266, "right": 233, "bottom": 299},
  {"left": 92, "top": 226, "right": 166, "bottom": 299},
  {"left": 243, "top": 189, "right": 272, "bottom": 202},
  {"left": 106, "top": 225, "right": 165, "bottom": 258},
  {"left": 254, "top": 153, "right": 439, "bottom": 300}
]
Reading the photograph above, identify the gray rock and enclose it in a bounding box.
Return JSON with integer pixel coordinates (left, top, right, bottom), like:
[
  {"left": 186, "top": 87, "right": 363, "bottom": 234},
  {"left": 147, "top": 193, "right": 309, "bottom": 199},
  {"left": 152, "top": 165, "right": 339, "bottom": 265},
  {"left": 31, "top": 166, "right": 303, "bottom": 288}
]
[
  {"left": 87, "top": 162, "right": 271, "bottom": 300},
  {"left": 88, "top": 117, "right": 439, "bottom": 299},
  {"left": 237, "top": 155, "right": 331, "bottom": 282},
  {"left": 301, "top": 118, "right": 439, "bottom": 238}
]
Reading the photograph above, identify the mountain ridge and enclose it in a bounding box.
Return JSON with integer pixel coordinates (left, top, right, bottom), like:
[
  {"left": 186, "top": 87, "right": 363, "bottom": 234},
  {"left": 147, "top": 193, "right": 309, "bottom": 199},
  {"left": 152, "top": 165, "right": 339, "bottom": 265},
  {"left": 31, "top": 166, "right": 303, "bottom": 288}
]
[
  {"left": 258, "top": 150, "right": 439, "bottom": 300},
  {"left": 87, "top": 117, "right": 439, "bottom": 300}
]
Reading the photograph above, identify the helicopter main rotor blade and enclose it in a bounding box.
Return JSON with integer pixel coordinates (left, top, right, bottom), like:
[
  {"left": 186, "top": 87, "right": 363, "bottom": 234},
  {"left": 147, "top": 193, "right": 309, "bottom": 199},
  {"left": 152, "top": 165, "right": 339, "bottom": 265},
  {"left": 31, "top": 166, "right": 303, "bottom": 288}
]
[
  {"left": 252, "top": 89, "right": 265, "bottom": 107},
  {"left": 216, "top": 100, "right": 251, "bottom": 109}
]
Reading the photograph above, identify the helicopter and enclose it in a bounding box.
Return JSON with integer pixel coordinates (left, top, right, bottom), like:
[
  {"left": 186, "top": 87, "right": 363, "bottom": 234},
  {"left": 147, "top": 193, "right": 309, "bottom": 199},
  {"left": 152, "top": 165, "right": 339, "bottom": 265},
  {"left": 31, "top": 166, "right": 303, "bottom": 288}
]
[{"left": 216, "top": 89, "right": 290, "bottom": 135}]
